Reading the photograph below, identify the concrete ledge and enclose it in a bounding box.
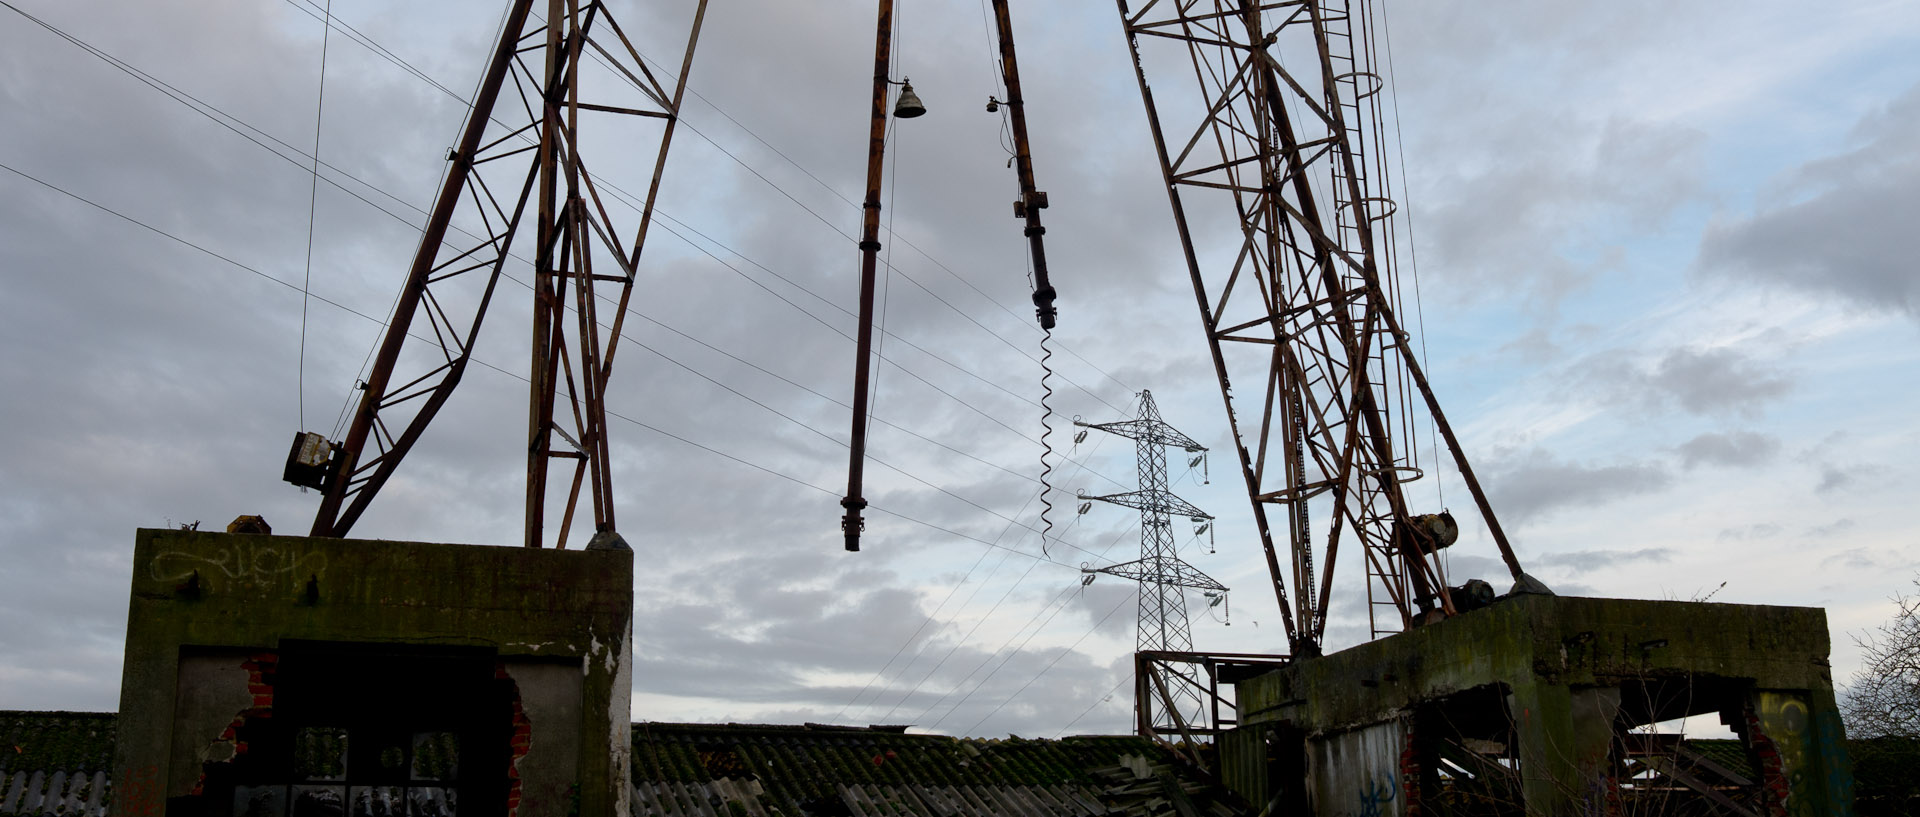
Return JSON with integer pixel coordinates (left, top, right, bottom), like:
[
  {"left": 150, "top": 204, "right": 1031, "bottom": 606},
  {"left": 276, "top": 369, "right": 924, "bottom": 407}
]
[
  {"left": 1239, "top": 594, "right": 1831, "bottom": 732},
  {"left": 112, "top": 529, "right": 634, "bottom": 817},
  {"left": 1227, "top": 594, "right": 1849, "bottom": 816}
]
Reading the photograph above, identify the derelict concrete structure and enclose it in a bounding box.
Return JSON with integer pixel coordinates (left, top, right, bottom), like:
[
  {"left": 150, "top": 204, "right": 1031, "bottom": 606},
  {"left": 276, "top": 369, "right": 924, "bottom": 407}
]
[
  {"left": 111, "top": 528, "right": 634, "bottom": 817},
  {"left": 1216, "top": 595, "right": 1852, "bottom": 816}
]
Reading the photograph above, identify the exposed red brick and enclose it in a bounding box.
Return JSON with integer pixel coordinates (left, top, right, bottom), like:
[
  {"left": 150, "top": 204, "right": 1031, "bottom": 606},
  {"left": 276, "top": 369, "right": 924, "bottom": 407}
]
[
  {"left": 1746, "top": 706, "right": 1791, "bottom": 817},
  {"left": 495, "top": 662, "right": 531, "bottom": 817}
]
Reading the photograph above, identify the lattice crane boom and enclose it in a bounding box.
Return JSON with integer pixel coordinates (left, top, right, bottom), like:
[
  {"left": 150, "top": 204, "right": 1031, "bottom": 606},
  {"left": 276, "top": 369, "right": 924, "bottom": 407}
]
[
  {"left": 1113, "top": 0, "right": 1530, "bottom": 653},
  {"left": 289, "top": 0, "right": 709, "bottom": 549}
]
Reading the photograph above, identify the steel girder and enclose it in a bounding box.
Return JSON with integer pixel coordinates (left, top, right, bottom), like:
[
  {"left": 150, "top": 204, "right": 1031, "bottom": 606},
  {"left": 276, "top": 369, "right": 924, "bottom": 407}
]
[
  {"left": 309, "top": 0, "right": 708, "bottom": 548},
  {"left": 1115, "top": 0, "right": 1525, "bottom": 652}
]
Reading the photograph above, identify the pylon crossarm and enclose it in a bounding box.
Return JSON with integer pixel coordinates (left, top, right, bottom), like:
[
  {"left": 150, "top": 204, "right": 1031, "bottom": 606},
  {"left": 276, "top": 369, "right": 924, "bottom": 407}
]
[
  {"left": 1080, "top": 489, "right": 1211, "bottom": 520},
  {"left": 1092, "top": 558, "right": 1227, "bottom": 593},
  {"left": 1075, "top": 418, "right": 1208, "bottom": 452}
]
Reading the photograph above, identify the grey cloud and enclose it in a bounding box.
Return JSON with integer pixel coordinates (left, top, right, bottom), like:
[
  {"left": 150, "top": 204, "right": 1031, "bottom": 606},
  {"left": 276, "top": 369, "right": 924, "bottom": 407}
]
[
  {"left": 1415, "top": 114, "right": 1704, "bottom": 312},
  {"left": 1717, "top": 522, "right": 1781, "bottom": 542},
  {"left": 1551, "top": 582, "right": 1599, "bottom": 597},
  {"left": 1815, "top": 464, "right": 1889, "bottom": 495},
  {"left": 1821, "top": 547, "right": 1873, "bottom": 570},
  {"left": 1072, "top": 582, "right": 1141, "bottom": 640},
  {"left": 1437, "top": 554, "right": 1505, "bottom": 587},
  {"left": 1532, "top": 548, "right": 1673, "bottom": 571},
  {"left": 1497, "top": 328, "right": 1561, "bottom": 366},
  {"left": 1484, "top": 449, "right": 1672, "bottom": 524},
  {"left": 1676, "top": 430, "right": 1781, "bottom": 469},
  {"left": 1807, "top": 518, "right": 1857, "bottom": 538},
  {"left": 6, "top": 0, "right": 1910, "bottom": 739},
  {"left": 1575, "top": 345, "right": 1793, "bottom": 419},
  {"left": 1645, "top": 348, "right": 1793, "bottom": 417},
  {"left": 0, "top": 0, "right": 1161, "bottom": 738},
  {"left": 1819, "top": 546, "right": 1915, "bottom": 573},
  {"left": 1698, "top": 81, "right": 1920, "bottom": 317}
]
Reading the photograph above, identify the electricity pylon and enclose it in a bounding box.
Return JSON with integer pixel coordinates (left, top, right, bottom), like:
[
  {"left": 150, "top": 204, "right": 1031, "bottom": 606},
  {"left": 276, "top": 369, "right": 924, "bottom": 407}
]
[{"left": 1078, "top": 390, "right": 1226, "bottom": 731}]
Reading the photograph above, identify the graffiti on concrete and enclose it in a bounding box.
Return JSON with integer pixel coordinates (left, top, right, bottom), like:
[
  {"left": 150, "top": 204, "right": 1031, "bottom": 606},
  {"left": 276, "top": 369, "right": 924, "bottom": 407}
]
[
  {"left": 151, "top": 542, "right": 327, "bottom": 592},
  {"left": 1310, "top": 719, "right": 1407, "bottom": 817},
  {"left": 1356, "top": 774, "right": 1396, "bottom": 817},
  {"left": 1753, "top": 691, "right": 1853, "bottom": 817}
]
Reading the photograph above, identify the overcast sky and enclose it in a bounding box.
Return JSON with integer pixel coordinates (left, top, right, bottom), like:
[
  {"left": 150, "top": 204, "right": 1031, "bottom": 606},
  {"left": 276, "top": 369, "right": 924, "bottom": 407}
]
[{"left": 1, "top": 0, "right": 1917, "bottom": 739}]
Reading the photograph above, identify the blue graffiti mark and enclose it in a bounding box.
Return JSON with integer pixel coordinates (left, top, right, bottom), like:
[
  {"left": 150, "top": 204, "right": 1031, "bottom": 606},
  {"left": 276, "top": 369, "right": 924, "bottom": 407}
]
[{"left": 1357, "top": 773, "right": 1397, "bottom": 817}]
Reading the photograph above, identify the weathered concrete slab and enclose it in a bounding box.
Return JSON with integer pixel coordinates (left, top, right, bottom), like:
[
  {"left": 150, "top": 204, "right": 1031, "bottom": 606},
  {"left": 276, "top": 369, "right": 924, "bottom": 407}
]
[
  {"left": 1228, "top": 594, "right": 1851, "bottom": 816},
  {"left": 111, "top": 528, "right": 634, "bottom": 817}
]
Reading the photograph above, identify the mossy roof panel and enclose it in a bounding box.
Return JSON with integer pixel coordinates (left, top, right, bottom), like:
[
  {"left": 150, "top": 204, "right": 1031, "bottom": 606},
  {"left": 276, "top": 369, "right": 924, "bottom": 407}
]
[{"left": 0, "top": 712, "right": 115, "bottom": 777}]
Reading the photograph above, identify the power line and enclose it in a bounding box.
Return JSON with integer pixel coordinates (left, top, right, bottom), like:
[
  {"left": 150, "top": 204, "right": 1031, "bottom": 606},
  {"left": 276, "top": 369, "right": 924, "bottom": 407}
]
[
  {"left": 920, "top": 573, "right": 1099, "bottom": 728},
  {"left": 286, "top": 0, "right": 1135, "bottom": 423},
  {"left": 282, "top": 0, "right": 466, "bottom": 101},
  {"left": 360, "top": 15, "right": 1143, "bottom": 486},
  {"left": 596, "top": 30, "right": 1141, "bottom": 417},
  {"left": 1052, "top": 675, "right": 1131, "bottom": 738},
  {"left": 878, "top": 544, "right": 1052, "bottom": 721},
  {"left": 836, "top": 430, "right": 1119, "bottom": 720},
  {"left": 875, "top": 521, "right": 1131, "bottom": 722},
  {"left": 957, "top": 585, "right": 1135, "bottom": 734},
  {"left": 0, "top": 1, "right": 1134, "bottom": 500},
  {"left": 918, "top": 521, "right": 1143, "bottom": 732},
  {"left": 296, "top": 0, "right": 336, "bottom": 433},
  {"left": 0, "top": 157, "right": 1088, "bottom": 572},
  {"left": 17, "top": 5, "right": 1169, "bottom": 701},
  {"left": 15, "top": 2, "right": 1180, "bottom": 738},
  {"left": 1375, "top": 1, "right": 1443, "bottom": 510},
  {"left": 834, "top": 540, "right": 1000, "bottom": 720},
  {"left": 844, "top": 506, "right": 1101, "bottom": 721}
]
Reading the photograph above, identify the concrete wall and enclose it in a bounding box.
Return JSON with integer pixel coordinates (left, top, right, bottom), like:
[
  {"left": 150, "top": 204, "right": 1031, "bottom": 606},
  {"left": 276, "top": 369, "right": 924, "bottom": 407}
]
[
  {"left": 504, "top": 661, "right": 584, "bottom": 817},
  {"left": 1306, "top": 719, "right": 1405, "bottom": 817},
  {"left": 111, "top": 529, "right": 633, "bottom": 817},
  {"left": 165, "top": 653, "right": 253, "bottom": 800},
  {"left": 1227, "top": 595, "right": 1852, "bottom": 816}
]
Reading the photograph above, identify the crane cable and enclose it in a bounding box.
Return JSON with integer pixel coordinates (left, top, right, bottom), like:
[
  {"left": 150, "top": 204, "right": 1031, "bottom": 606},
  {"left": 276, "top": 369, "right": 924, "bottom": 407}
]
[
  {"left": 296, "top": 0, "right": 333, "bottom": 434},
  {"left": 975, "top": 0, "right": 1061, "bottom": 560},
  {"left": 869, "top": 0, "right": 905, "bottom": 460}
]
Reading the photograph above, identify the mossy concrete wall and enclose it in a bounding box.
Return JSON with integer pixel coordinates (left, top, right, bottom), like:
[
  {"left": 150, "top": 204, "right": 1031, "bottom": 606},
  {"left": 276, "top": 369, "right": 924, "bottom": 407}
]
[
  {"left": 1232, "top": 595, "right": 1850, "bottom": 816},
  {"left": 111, "top": 528, "right": 634, "bottom": 817}
]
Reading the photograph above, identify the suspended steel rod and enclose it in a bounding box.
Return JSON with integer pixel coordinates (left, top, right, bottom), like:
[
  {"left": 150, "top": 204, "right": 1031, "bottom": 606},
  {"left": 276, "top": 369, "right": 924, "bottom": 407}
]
[
  {"left": 841, "top": 0, "right": 897, "bottom": 552},
  {"left": 987, "top": 0, "right": 1057, "bottom": 329}
]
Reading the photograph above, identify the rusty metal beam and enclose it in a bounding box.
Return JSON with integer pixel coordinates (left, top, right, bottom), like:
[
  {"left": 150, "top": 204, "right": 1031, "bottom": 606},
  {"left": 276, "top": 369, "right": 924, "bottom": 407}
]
[
  {"left": 307, "top": 0, "right": 703, "bottom": 549},
  {"left": 1113, "top": 0, "right": 1520, "bottom": 643},
  {"left": 988, "top": 0, "right": 1058, "bottom": 329},
  {"left": 841, "top": 0, "right": 896, "bottom": 552}
]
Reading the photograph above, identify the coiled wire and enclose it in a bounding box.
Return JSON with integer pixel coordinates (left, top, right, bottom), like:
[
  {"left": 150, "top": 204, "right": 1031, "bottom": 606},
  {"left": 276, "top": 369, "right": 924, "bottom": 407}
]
[{"left": 1037, "top": 328, "right": 1058, "bottom": 557}]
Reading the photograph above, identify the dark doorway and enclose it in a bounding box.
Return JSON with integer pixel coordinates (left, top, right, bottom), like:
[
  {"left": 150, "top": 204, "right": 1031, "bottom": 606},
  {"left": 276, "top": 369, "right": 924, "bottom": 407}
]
[{"left": 194, "top": 642, "right": 513, "bottom": 817}]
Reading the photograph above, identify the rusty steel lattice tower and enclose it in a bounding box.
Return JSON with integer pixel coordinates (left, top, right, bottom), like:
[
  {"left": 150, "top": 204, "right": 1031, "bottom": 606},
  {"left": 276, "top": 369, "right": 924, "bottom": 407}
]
[
  {"left": 1079, "top": 391, "right": 1226, "bottom": 727},
  {"left": 290, "top": 0, "right": 709, "bottom": 549},
  {"left": 1115, "top": 0, "right": 1530, "bottom": 653}
]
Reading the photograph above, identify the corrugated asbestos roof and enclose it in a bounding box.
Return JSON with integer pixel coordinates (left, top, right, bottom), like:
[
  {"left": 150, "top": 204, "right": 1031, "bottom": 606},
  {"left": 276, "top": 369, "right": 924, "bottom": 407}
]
[
  {"left": 1, "top": 712, "right": 114, "bottom": 817},
  {"left": 630, "top": 721, "right": 1249, "bottom": 817},
  {"left": 1679, "top": 738, "right": 1758, "bottom": 782},
  {"left": 0, "top": 712, "right": 1248, "bottom": 817}
]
